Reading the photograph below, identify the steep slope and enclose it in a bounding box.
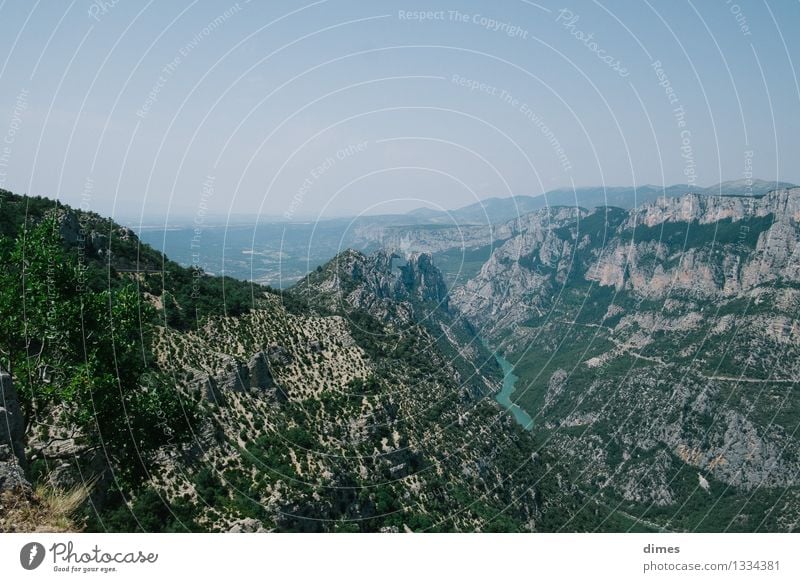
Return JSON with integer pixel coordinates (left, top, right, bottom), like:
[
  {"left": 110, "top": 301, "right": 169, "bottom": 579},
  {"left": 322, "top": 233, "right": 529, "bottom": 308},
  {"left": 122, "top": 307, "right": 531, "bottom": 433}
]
[
  {"left": 137, "top": 180, "right": 795, "bottom": 290},
  {"left": 450, "top": 188, "right": 800, "bottom": 531},
  {"left": 2, "top": 188, "right": 604, "bottom": 532}
]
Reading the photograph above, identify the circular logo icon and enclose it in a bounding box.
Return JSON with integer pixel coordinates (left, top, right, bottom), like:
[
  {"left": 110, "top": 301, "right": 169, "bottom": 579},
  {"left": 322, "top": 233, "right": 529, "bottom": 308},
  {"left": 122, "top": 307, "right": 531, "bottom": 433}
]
[{"left": 20, "top": 542, "right": 46, "bottom": 570}]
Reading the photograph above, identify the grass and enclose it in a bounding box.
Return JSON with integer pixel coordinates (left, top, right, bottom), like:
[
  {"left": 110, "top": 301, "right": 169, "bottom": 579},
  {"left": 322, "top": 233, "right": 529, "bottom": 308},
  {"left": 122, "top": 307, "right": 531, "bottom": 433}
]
[{"left": 0, "top": 480, "right": 93, "bottom": 532}]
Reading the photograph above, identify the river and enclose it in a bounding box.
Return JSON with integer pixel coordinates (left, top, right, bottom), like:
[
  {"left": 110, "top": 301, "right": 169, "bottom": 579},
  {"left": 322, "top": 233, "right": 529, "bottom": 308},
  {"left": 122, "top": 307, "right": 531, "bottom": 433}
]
[{"left": 492, "top": 351, "right": 534, "bottom": 430}]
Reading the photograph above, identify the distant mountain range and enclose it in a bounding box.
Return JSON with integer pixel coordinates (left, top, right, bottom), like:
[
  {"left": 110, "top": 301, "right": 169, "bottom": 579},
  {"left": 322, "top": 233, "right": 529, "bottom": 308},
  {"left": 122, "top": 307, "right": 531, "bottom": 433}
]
[
  {"left": 402, "top": 179, "right": 797, "bottom": 226},
  {"left": 136, "top": 179, "right": 798, "bottom": 289},
  {"left": 146, "top": 179, "right": 795, "bottom": 230}
]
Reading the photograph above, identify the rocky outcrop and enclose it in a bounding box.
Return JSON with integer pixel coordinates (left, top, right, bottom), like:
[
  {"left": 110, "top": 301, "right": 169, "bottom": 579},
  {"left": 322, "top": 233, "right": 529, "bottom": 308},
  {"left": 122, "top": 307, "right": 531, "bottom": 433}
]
[
  {"left": 247, "top": 352, "right": 274, "bottom": 391},
  {"left": 625, "top": 188, "right": 800, "bottom": 228},
  {"left": 219, "top": 361, "right": 249, "bottom": 393},
  {"left": 266, "top": 344, "right": 293, "bottom": 366},
  {"left": 227, "top": 517, "right": 268, "bottom": 533},
  {"left": 0, "top": 371, "right": 29, "bottom": 493},
  {"left": 296, "top": 249, "right": 451, "bottom": 321},
  {"left": 202, "top": 352, "right": 287, "bottom": 403},
  {"left": 451, "top": 207, "right": 584, "bottom": 335},
  {"left": 294, "top": 249, "right": 502, "bottom": 397}
]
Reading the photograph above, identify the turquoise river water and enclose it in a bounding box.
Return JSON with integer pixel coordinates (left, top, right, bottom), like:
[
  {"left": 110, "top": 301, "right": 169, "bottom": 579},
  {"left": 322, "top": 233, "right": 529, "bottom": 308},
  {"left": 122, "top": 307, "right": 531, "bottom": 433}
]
[{"left": 492, "top": 351, "right": 534, "bottom": 430}]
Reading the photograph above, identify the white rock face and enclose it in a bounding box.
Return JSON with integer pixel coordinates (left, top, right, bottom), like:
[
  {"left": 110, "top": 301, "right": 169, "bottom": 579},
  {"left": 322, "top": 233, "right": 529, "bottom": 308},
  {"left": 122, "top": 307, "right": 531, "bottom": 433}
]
[
  {"left": 450, "top": 207, "right": 584, "bottom": 335},
  {"left": 625, "top": 188, "right": 800, "bottom": 228},
  {"left": 454, "top": 189, "right": 800, "bottom": 334}
]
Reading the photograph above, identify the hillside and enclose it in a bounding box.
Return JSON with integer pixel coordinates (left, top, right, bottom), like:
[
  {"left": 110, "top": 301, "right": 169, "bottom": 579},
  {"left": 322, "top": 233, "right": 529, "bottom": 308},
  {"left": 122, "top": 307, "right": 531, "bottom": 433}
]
[{"left": 293, "top": 248, "right": 501, "bottom": 397}]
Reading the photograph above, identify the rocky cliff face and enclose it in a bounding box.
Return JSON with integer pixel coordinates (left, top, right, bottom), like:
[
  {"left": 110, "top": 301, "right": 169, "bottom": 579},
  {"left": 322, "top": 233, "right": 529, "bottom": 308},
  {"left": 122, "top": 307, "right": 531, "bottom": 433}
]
[
  {"left": 294, "top": 249, "right": 501, "bottom": 398},
  {"left": 294, "top": 249, "right": 451, "bottom": 321},
  {"left": 582, "top": 190, "right": 800, "bottom": 298},
  {"left": 454, "top": 190, "right": 800, "bottom": 332},
  {"left": 450, "top": 207, "right": 586, "bottom": 335},
  {"left": 0, "top": 370, "right": 29, "bottom": 493},
  {"left": 349, "top": 181, "right": 797, "bottom": 256},
  {"left": 448, "top": 188, "right": 800, "bottom": 531}
]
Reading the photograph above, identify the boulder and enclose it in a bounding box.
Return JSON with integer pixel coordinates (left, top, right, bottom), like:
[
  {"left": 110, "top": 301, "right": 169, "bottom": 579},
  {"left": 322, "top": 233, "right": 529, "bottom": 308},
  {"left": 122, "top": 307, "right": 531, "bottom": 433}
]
[
  {"left": 201, "top": 375, "right": 224, "bottom": 404},
  {"left": 201, "top": 356, "right": 288, "bottom": 403}
]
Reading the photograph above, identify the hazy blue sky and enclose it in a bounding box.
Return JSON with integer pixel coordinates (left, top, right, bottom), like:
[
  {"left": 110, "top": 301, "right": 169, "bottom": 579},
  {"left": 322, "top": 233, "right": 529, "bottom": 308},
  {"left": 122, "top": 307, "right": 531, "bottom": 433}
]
[{"left": 0, "top": 0, "right": 798, "bottom": 222}]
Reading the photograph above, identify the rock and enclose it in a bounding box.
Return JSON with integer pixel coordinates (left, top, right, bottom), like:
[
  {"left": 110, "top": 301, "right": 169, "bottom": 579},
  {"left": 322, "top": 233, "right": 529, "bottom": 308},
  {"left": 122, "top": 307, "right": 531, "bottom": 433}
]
[
  {"left": 247, "top": 352, "right": 275, "bottom": 391},
  {"left": 219, "top": 361, "right": 249, "bottom": 393},
  {"left": 89, "top": 231, "right": 108, "bottom": 253},
  {"left": 247, "top": 352, "right": 288, "bottom": 402},
  {"left": 256, "top": 357, "right": 290, "bottom": 403},
  {"left": 266, "top": 344, "right": 293, "bottom": 366},
  {"left": 543, "top": 369, "right": 568, "bottom": 411},
  {"left": 201, "top": 375, "right": 223, "bottom": 404},
  {"left": 448, "top": 187, "right": 800, "bottom": 507},
  {"left": 298, "top": 248, "right": 453, "bottom": 320},
  {"left": 0, "top": 371, "right": 29, "bottom": 493},
  {"left": 295, "top": 247, "right": 499, "bottom": 397},
  {"left": 0, "top": 444, "right": 29, "bottom": 493},
  {"left": 227, "top": 517, "right": 267, "bottom": 533},
  {"left": 56, "top": 209, "right": 80, "bottom": 244},
  {"left": 401, "top": 252, "right": 450, "bottom": 307},
  {"left": 202, "top": 355, "right": 288, "bottom": 403},
  {"left": 453, "top": 189, "right": 800, "bottom": 332}
]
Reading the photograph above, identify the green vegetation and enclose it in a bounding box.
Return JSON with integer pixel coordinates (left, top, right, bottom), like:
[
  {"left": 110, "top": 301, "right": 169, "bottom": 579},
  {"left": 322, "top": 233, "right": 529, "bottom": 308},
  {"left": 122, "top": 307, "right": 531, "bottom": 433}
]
[
  {"left": 0, "top": 209, "right": 196, "bottom": 487},
  {"left": 433, "top": 242, "right": 501, "bottom": 288},
  {"left": 626, "top": 213, "right": 774, "bottom": 250}
]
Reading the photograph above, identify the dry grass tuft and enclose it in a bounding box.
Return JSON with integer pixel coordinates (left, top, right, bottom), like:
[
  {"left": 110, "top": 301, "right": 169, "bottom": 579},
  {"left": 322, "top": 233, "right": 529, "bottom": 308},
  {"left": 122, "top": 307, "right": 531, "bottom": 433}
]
[{"left": 0, "top": 480, "right": 93, "bottom": 532}]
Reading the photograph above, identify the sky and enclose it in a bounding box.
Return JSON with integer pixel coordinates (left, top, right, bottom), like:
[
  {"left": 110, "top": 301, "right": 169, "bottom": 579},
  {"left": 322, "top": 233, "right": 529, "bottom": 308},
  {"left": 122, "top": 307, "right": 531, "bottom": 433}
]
[{"left": 0, "top": 0, "right": 798, "bottom": 223}]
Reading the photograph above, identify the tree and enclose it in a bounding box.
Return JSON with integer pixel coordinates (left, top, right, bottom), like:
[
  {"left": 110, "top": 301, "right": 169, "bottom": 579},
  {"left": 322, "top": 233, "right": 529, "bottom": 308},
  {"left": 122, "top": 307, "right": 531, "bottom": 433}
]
[{"left": 0, "top": 212, "right": 195, "bottom": 486}]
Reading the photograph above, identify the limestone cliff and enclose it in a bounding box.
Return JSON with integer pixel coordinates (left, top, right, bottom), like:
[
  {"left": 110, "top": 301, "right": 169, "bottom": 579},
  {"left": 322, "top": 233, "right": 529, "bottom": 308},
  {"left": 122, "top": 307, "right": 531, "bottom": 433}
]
[{"left": 448, "top": 188, "right": 800, "bottom": 530}]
